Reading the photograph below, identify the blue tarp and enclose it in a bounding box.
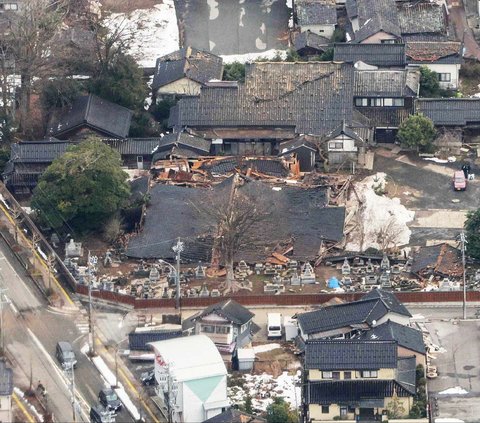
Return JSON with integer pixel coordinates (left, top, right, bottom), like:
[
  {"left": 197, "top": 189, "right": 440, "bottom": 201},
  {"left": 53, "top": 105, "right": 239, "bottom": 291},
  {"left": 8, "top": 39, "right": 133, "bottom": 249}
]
[{"left": 328, "top": 276, "right": 340, "bottom": 289}]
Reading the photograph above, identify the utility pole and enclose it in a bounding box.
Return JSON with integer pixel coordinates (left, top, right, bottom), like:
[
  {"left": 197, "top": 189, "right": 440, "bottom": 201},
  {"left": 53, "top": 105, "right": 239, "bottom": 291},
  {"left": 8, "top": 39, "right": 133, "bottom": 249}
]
[
  {"left": 47, "top": 254, "right": 55, "bottom": 291},
  {"left": 64, "top": 362, "right": 76, "bottom": 423},
  {"left": 461, "top": 231, "right": 467, "bottom": 320},
  {"left": 0, "top": 286, "right": 7, "bottom": 355},
  {"left": 87, "top": 250, "right": 96, "bottom": 356},
  {"left": 172, "top": 238, "right": 184, "bottom": 310}
]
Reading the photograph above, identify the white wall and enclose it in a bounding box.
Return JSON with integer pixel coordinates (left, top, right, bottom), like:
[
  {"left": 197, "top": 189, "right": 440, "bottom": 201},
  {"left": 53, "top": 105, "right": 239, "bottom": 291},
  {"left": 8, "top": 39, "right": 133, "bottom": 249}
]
[
  {"left": 0, "top": 394, "right": 12, "bottom": 423},
  {"left": 327, "top": 134, "right": 358, "bottom": 152},
  {"left": 156, "top": 78, "right": 202, "bottom": 97},
  {"left": 301, "top": 24, "right": 335, "bottom": 39},
  {"left": 424, "top": 63, "right": 460, "bottom": 89},
  {"left": 360, "top": 31, "right": 397, "bottom": 43}
]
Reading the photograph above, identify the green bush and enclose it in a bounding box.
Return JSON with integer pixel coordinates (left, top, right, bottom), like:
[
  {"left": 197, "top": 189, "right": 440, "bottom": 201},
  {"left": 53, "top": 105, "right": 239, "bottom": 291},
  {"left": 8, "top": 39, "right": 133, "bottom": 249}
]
[{"left": 223, "top": 62, "right": 246, "bottom": 82}]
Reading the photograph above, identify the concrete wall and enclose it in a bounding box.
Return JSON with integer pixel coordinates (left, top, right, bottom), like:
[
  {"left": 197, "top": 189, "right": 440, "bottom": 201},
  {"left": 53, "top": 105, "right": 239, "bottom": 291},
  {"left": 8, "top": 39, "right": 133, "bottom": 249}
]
[
  {"left": 301, "top": 24, "right": 335, "bottom": 39},
  {"left": 360, "top": 31, "right": 397, "bottom": 43},
  {"left": 157, "top": 78, "right": 202, "bottom": 97},
  {"left": 0, "top": 394, "right": 12, "bottom": 423},
  {"left": 398, "top": 346, "right": 426, "bottom": 368}
]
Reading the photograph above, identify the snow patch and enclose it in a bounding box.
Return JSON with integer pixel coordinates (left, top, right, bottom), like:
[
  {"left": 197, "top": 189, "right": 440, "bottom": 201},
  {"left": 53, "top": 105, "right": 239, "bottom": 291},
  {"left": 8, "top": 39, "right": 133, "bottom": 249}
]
[
  {"left": 253, "top": 343, "right": 281, "bottom": 354},
  {"left": 104, "top": 1, "right": 179, "bottom": 69},
  {"left": 14, "top": 387, "right": 44, "bottom": 422},
  {"left": 221, "top": 49, "right": 287, "bottom": 64},
  {"left": 91, "top": 356, "right": 141, "bottom": 421},
  {"left": 438, "top": 386, "right": 468, "bottom": 395},
  {"left": 228, "top": 371, "right": 301, "bottom": 412},
  {"left": 345, "top": 173, "right": 415, "bottom": 251}
]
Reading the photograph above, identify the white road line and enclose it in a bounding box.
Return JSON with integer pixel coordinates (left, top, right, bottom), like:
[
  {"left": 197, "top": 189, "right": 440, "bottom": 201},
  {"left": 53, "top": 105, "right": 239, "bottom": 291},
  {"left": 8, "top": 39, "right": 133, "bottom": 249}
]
[
  {"left": 26, "top": 328, "right": 90, "bottom": 422},
  {"left": 0, "top": 254, "right": 40, "bottom": 307},
  {"left": 4, "top": 295, "right": 18, "bottom": 316}
]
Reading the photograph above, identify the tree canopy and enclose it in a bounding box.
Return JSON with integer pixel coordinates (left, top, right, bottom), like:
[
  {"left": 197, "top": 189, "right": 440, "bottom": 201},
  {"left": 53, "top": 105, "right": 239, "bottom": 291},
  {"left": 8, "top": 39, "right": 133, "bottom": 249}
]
[
  {"left": 397, "top": 114, "right": 436, "bottom": 153},
  {"left": 31, "top": 137, "right": 130, "bottom": 232},
  {"left": 419, "top": 66, "right": 440, "bottom": 97},
  {"left": 265, "top": 398, "right": 298, "bottom": 423},
  {"left": 465, "top": 209, "right": 480, "bottom": 259}
]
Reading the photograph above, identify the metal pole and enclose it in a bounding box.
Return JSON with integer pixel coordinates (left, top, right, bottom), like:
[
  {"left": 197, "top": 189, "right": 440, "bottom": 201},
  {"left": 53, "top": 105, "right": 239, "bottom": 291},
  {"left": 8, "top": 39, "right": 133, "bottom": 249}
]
[
  {"left": 461, "top": 232, "right": 467, "bottom": 320},
  {"left": 167, "top": 363, "right": 172, "bottom": 423},
  {"left": 0, "top": 287, "right": 6, "bottom": 354},
  {"left": 88, "top": 250, "right": 95, "bottom": 356},
  {"left": 173, "top": 238, "right": 183, "bottom": 310}
]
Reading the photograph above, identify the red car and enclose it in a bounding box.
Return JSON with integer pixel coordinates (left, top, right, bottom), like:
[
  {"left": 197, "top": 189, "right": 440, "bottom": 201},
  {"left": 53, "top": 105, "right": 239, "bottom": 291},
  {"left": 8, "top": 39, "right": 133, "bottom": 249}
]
[{"left": 453, "top": 171, "right": 467, "bottom": 191}]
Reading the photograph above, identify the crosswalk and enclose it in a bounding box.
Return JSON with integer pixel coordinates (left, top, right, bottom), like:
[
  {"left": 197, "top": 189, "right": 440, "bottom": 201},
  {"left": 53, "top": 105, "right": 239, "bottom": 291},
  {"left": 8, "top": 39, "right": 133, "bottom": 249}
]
[{"left": 74, "top": 302, "right": 90, "bottom": 334}]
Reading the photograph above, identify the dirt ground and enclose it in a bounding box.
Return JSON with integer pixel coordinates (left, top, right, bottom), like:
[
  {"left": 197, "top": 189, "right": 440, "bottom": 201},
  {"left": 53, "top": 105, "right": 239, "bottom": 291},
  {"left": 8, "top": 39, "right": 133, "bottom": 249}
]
[
  {"left": 253, "top": 344, "right": 301, "bottom": 377},
  {"left": 100, "top": 0, "right": 163, "bottom": 13}
]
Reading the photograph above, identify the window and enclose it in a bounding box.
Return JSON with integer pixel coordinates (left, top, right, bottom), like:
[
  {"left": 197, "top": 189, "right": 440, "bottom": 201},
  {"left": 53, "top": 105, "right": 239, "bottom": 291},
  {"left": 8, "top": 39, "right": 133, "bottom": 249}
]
[
  {"left": 340, "top": 407, "right": 348, "bottom": 417},
  {"left": 361, "top": 370, "right": 378, "bottom": 378},
  {"left": 438, "top": 73, "right": 451, "bottom": 82},
  {"left": 393, "top": 98, "right": 404, "bottom": 107},
  {"left": 215, "top": 326, "right": 230, "bottom": 334},
  {"left": 381, "top": 39, "right": 395, "bottom": 44},
  {"left": 0, "top": 3, "right": 18, "bottom": 10},
  {"left": 328, "top": 141, "right": 343, "bottom": 150},
  {"left": 348, "top": 406, "right": 356, "bottom": 413},
  {"left": 344, "top": 371, "right": 352, "bottom": 379},
  {"left": 201, "top": 325, "right": 215, "bottom": 333},
  {"left": 355, "top": 98, "right": 368, "bottom": 107},
  {"left": 322, "top": 371, "right": 333, "bottom": 379},
  {"left": 373, "top": 98, "right": 383, "bottom": 107},
  {"left": 332, "top": 371, "right": 341, "bottom": 380},
  {"left": 384, "top": 98, "right": 393, "bottom": 106},
  {"left": 322, "top": 405, "right": 329, "bottom": 414}
]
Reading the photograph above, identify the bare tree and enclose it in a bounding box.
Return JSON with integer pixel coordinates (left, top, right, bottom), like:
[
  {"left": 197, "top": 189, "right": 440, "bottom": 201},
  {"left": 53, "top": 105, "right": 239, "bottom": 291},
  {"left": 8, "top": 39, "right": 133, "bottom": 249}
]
[
  {"left": 4, "top": 0, "right": 69, "bottom": 135},
  {"left": 203, "top": 175, "right": 268, "bottom": 294},
  {"left": 375, "top": 217, "right": 404, "bottom": 252}
]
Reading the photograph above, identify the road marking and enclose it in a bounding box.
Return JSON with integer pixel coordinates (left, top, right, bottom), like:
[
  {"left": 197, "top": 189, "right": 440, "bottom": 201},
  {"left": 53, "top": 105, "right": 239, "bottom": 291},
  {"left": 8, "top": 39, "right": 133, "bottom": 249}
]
[
  {"left": 118, "top": 367, "right": 161, "bottom": 423},
  {"left": 0, "top": 202, "right": 74, "bottom": 306},
  {"left": 26, "top": 328, "right": 90, "bottom": 422},
  {"left": 13, "top": 392, "right": 35, "bottom": 423}
]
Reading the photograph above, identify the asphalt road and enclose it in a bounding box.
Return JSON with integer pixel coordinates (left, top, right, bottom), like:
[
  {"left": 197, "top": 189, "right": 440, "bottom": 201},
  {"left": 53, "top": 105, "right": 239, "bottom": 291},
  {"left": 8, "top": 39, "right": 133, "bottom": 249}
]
[
  {"left": 0, "top": 237, "right": 134, "bottom": 423},
  {"left": 175, "top": 0, "right": 289, "bottom": 55}
]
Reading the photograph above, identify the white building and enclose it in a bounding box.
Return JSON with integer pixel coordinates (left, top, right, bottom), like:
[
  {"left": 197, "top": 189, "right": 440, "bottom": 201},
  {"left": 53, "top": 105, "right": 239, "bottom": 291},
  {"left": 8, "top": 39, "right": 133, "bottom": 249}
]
[
  {"left": 0, "top": 361, "right": 13, "bottom": 423},
  {"left": 149, "top": 335, "right": 230, "bottom": 423}
]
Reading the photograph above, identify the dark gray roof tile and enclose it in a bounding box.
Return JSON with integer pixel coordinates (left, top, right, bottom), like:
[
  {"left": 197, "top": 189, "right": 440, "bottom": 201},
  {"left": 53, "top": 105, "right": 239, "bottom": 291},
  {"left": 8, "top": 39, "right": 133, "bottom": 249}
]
[
  {"left": 195, "top": 299, "right": 254, "bottom": 325},
  {"left": 415, "top": 98, "right": 480, "bottom": 126},
  {"left": 354, "top": 69, "right": 419, "bottom": 97},
  {"left": 305, "top": 339, "right": 398, "bottom": 369},
  {"left": 334, "top": 43, "right": 406, "bottom": 67},
  {"left": 296, "top": 1, "right": 337, "bottom": 26},
  {"left": 398, "top": 2, "right": 446, "bottom": 35}
]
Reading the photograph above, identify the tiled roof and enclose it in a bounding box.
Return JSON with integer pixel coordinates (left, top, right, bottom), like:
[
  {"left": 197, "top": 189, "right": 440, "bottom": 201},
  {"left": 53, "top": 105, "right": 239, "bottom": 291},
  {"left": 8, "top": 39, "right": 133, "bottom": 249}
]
[
  {"left": 296, "top": 1, "right": 337, "bottom": 26},
  {"left": 334, "top": 43, "right": 406, "bottom": 67},
  {"left": 307, "top": 379, "right": 413, "bottom": 404},
  {"left": 171, "top": 62, "right": 355, "bottom": 137},
  {"left": 47, "top": 94, "right": 133, "bottom": 139},
  {"left": 398, "top": 2, "right": 446, "bottom": 35},
  {"left": 203, "top": 408, "right": 266, "bottom": 423},
  {"left": 128, "top": 330, "right": 182, "bottom": 351},
  {"left": 305, "top": 339, "right": 398, "bottom": 370},
  {"left": 152, "top": 133, "right": 212, "bottom": 160},
  {"left": 127, "top": 180, "right": 345, "bottom": 262},
  {"left": 294, "top": 31, "right": 330, "bottom": 51},
  {"left": 200, "top": 157, "right": 290, "bottom": 178},
  {"left": 396, "top": 356, "right": 417, "bottom": 394},
  {"left": 406, "top": 41, "right": 462, "bottom": 64},
  {"left": 105, "top": 138, "right": 161, "bottom": 156},
  {"left": 354, "top": 69, "right": 419, "bottom": 97},
  {"left": 415, "top": 98, "right": 480, "bottom": 126},
  {"left": 354, "top": 0, "right": 401, "bottom": 42},
  {"left": 9, "top": 140, "right": 71, "bottom": 163},
  {"left": 195, "top": 299, "right": 254, "bottom": 325},
  {"left": 410, "top": 243, "right": 463, "bottom": 277},
  {"left": 360, "top": 289, "right": 411, "bottom": 317},
  {"left": 278, "top": 136, "right": 318, "bottom": 155},
  {"left": 152, "top": 47, "right": 224, "bottom": 91},
  {"left": 0, "top": 361, "right": 13, "bottom": 396},
  {"left": 325, "top": 121, "right": 363, "bottom": 142},
  {"left": 297, "top": 289, "right": 411, "bottom": 335},
  {"left": 358, "top": 320, "right": 426, "bottom": 354}
]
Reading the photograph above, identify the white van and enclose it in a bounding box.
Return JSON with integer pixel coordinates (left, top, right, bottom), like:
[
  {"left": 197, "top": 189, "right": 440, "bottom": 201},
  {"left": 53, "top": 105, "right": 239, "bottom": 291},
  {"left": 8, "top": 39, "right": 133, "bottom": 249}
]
[{"left": 267, "top": 313, "right": 282, "bottom": 339}]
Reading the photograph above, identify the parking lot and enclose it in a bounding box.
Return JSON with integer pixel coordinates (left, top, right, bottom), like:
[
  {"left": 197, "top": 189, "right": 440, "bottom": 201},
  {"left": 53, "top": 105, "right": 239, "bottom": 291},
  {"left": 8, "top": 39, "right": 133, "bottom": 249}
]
[
  {"left": 408, "top": 305, "right": 480, "bottom": 422},
  {"left": 175, "top": 0, "right": 289, "bottom": 55}
]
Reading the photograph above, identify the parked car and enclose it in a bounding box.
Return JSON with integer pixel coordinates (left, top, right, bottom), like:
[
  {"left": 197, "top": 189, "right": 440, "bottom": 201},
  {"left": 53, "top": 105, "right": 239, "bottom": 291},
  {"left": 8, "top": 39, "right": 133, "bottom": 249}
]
[
  {"left": 98, "top": 388, "right": 122, "bottom": 412},
  {"left": 453, "top": 171, "right": 467, "bottom": 191},
  {"left": 55, "top": 341, "right": 77, "bottom": 368},
  {"left": 90, "top": 405, "right": 115, "bottom": 423},
  {"left": 141, "top": 370, "right": 155, "bottom": 386}
]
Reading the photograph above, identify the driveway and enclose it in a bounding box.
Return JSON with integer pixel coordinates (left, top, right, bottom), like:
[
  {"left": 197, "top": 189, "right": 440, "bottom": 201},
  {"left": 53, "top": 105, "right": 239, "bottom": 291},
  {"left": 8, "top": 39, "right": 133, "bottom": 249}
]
[
  {"left": 175, "top": 0, "right": 290, "bottom": 55},
  {"left": 373, "top": 151, "right": 480, "bottom": 245}
]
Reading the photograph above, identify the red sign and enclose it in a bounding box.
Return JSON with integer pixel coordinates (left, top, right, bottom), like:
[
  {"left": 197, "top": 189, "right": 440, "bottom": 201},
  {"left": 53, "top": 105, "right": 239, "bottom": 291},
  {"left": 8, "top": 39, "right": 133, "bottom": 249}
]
[{"left": 156, "top": 353, "right": 166, "bottom": 367}]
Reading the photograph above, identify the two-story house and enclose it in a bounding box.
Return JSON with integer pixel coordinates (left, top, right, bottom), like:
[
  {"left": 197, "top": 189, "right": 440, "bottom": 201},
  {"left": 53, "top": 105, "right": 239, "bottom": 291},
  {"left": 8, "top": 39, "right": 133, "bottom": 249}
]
[
  {"left": 186, "top": 299, "right": 257, "bottom": 355},
  {"left": 297, "top": 289, "right": 412, "bottom": 340},
  {"left": 149, "top": 335, "right": 230, "bottom": 423},
  {"left": 358, "top": 320, "right": 427, "bottom": 368},
  {"left": 304, "top": 340, "right": 416, "bottom": 421},
  {"left": 353, "top": 68, "right": 419, "bottom": 143},
  {"left": 295, "top": 0, "right": 337, "bottom": 39},
  {"left": 0, "top": 360, "right": 13, "bottom": 423}
]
